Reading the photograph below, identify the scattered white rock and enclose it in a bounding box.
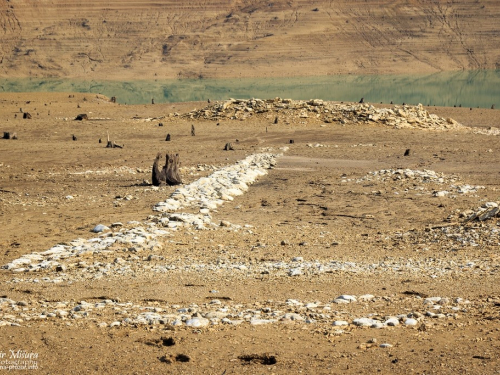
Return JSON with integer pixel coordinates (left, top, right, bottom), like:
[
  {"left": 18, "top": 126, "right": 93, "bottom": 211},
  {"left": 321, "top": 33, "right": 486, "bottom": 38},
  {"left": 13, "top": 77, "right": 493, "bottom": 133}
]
[
  {"left": 92, "top": 224, "right": 109, "bottom": 233},
  {"left": 185, "top": 317, "right": 210, "bottom": 328}
]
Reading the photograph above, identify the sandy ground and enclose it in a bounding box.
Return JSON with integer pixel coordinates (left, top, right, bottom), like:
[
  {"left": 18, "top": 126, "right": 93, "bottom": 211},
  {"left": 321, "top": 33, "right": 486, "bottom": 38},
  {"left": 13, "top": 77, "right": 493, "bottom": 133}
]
[{"left": 0, "top": 92, "right": 499, "bottom": 374}]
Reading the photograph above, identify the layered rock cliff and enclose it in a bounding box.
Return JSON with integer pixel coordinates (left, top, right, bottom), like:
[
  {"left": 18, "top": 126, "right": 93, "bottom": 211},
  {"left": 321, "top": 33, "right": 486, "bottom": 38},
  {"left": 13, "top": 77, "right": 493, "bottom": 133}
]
[{"left": 1, "top": 0, "right": 499, "bottom": 79}]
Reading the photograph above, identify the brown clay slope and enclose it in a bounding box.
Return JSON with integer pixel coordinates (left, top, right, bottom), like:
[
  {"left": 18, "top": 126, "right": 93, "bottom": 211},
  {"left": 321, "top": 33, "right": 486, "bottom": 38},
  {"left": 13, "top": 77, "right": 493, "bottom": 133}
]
[{"left": 0, "top": 0, "right": 499, "bottom": 80}]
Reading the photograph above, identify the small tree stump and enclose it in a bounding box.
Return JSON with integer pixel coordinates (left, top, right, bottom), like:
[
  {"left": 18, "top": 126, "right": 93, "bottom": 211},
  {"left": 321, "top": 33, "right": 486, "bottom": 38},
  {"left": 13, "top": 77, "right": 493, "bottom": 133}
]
[
  {"left": 274, "top": 116, "right": 278, "bottom": 124},
  {"left": 404, "top": 148, "right": 411, "bottom": 156},
  {"left": 165, "top": 153, "right": 182, "bottom": 185},
  {"left": 3, "top": 132, "right": 17, "bottom": 139},
  {"left": 152, "top": 153, "right": 182, "bottom": 186},
  {"left": 110, "top": 96, "right": 116, "bottom": 103},
  {"left": 106, "top": 140, "right": 123, "bottom": 148},
  {"left": 105, "top": 131, "right": 123, "bottom": 148},
  {"left": 152, "top": 153, "right": 167, "bottom": 186},
  {"left": 75, "top": 114, "right": 88, "bottom": 121},
  {"left": 23, "top": 112, "right": 32, "bottom": 119},
  {"left": 165, "top": 134, "right": 171, "bottom": 141},
  {"left": 191, "top": 124, "right": 195, "bottom": 136},
  {"left": 72, "top": 134, "right": 77, "bottom": 141}
]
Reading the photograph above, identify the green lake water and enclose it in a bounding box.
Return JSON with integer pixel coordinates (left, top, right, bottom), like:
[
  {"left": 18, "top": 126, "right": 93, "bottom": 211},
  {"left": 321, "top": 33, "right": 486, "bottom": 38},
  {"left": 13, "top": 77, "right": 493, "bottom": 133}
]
[{"left": 1, "top": 70, "right": 499, "bottom": 108}]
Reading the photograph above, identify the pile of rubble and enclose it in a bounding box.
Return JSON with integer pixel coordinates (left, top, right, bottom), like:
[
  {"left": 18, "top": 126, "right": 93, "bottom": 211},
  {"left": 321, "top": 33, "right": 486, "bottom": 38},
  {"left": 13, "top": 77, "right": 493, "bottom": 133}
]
[
  {"left": 461, "top": 202, "right": 500, "bottom": 222},
  {"left": 179, "top": 98, "right": 465, "bottom": 131}
]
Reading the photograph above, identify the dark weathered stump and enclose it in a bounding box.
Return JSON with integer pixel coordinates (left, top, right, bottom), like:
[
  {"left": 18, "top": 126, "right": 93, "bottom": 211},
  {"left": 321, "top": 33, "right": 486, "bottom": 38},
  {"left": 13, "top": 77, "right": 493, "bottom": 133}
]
[
  {"left": 165, "top": 134, "right": 171, "bottom": 141},
  {"left": 106, "top": 140, "right": 123, "bottom": 148},
  {"left": 289, "top": 139, "right": 294, "bottom": 144},
  {"left": 152, "top": 153, "right": 167, "bottom": 186},
  {"left": 105, "top": 132, "right": 123, "bottom": 148},
  {"left": 165, "top": 153, "right": 182, "bottom": 185},
  {"left": 274, "top": 116, "right": 278, "bottom": 124},
  {"left": 3, "top": 132, "right": 17, "bottom": 140},
  {"left": 110, "top": 96, "right": 116, "bottom": 103},
  {"left": 223, "top": 142, "right": 234, "bottom": 151},
  {"left": 75, "top": 114, "right": 88, "bottom": 121},
  {"left": 72, "top": 134, "right": 77, "bottom": 141},
  {"left": 191, "top": 124, "right": 195, "bottom": 136},
  {"left": 359, "top": 97, "right": 364, "bottom": 103},
  {"left": 152, "top": 153, "right": 182, "bottom": 186},
  {"left": 23, "top": 112, "right": 32, "bottom": 119},
  {"left": 404, "top": 148, "right": 411, "bottom": 156}
]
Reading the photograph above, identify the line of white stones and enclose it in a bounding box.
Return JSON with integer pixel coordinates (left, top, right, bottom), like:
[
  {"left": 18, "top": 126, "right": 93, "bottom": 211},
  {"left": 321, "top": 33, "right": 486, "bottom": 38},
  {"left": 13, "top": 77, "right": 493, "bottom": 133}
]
[{"left": 1, "top": 152, "right": 281, "bottom": 273}]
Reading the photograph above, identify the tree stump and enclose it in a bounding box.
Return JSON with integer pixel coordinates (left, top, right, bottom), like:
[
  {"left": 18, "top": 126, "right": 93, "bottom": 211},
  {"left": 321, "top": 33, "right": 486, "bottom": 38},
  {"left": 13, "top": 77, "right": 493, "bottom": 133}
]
[
  {"left": 110, "top": 96, "right": 116, "bottom": 103},
  {"left": 23, "top": 112, "right": 32, "bottom": 119},
  {"left": 165, "top": 134, "right": 171, "bottom": 141},
  {"left": 105, "top": 132, "right": 123, "bottom": 148},
  {"left": 106, "top": 140, "right": 123, "bottom": 148},
  {"left": 3, "top": 132, "right": 17, "bottom": 140},
  {"left": 191, "top": 124, "right": 195, "bottom": 136},
  {"left": 152, "top": 153, "right": 167, "bottom": 186},
  {"left": 165, "top": 153, "right": 182, "bottom": 185},
  {"left": 152, "top": 153, "right": 182, "bottom": 186}
]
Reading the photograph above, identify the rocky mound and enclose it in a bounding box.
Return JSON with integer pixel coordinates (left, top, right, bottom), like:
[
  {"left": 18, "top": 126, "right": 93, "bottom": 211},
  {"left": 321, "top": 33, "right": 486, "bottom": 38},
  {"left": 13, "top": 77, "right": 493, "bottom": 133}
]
[{"left": 181, "top": 98, "right": 464, "bottom": 130}]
